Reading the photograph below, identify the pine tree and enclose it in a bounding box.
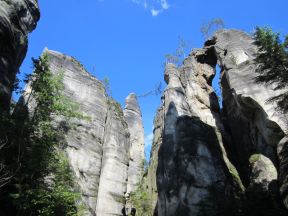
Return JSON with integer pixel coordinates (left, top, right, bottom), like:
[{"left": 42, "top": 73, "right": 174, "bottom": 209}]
[
  {"left": 4, "top": 53, "right": 85, "bottom": 216},
  {"left": 253, "top": 27, "right": 288, "bottom": 112}
]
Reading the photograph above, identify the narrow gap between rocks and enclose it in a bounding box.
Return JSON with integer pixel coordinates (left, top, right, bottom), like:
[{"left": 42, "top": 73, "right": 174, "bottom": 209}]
[{"left": 212, "top": 65, "right": 222, "bottom": 109}]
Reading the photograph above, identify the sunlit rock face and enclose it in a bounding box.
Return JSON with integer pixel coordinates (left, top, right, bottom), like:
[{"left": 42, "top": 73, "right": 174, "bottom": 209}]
[
  {"left": 148, "top": 29, "right": 288, "bottom": 215},
  {"left": 212, "top": 30, "right": 287, "bottom": 208},
  {"left": 0, "top": 0, "right": 40, "bottom": 112},
  {"left": 147, "top": 55, "right": 241, "bottom": 216},
  {"left": 41, "top": 49, "right": 144, "bottom": 216},
  {"left": 124, "top": 93, "right": 145, "bottom": 212}
]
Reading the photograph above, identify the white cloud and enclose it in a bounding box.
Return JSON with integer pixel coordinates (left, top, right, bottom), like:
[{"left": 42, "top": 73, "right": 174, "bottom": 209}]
[
  {"left": 131, "top": 0, "right": 171, "bottom": 16},
  {"left": 151, "top": 8, "right": 161, "bottom": 16},
  {"left": 98, "top": 0, "right": 171, "bottom": 16},
  {"left": 145, "top": 133, "right": 153, "bottom": 148}
]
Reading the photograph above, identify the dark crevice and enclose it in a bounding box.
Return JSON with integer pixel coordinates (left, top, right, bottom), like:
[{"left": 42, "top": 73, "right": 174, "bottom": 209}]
[
  {"left": 197, "top": 49, "right": 249, "bottom": 187},
  {"left": 195, "top": 47, "right": 217, "bottom": 68},
  {"left": 204, "top": 36, "right": 217, "bottom": 47}
]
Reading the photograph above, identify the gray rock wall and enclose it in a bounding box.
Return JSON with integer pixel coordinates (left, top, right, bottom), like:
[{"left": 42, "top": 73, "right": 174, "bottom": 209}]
[
  {"left": 96, "top": 99, "right": 130, "bottom": 216},
  {"left": 36, "top": 49, "right": 145, "bottom": 216},
  {"left": 147, "top": 53, "right": 242, "bottom": 216},
  {"left": 148, "top": 29, "right": 288, "bottom": 215},
  {"left": 212, "top": 30, "right": 288, "bottom": 208},
  {"left": 124, "top": 93, "right": 145, "bottom": 196},
  {"left": 124, "top": 93, "right": 145, "bottom": 213},
  {"left": 0, "top": 0, "right": 40, "bottom": 112}
]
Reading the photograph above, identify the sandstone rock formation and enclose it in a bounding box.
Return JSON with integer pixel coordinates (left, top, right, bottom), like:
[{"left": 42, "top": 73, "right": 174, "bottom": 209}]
[
  {"left": 30, "top": 49, "right": 145, "bottom": 216},
  {"left": 147, "top": 29, "right": 288, "bottom": 215},
  {"left": 248, "top": 154, "right": 277, "bottom": 189},
  {"left": 147, "top": 57, "right": 242, "bottom": 216},
  {"left": 0, "top": 0, "right": 40, "bottom": 112},
  {"left": 212, "top": 30, "right": 288, "bottom": 210},
  {"left": 124, "top": 93, "right": 145, "bottom": 212}
]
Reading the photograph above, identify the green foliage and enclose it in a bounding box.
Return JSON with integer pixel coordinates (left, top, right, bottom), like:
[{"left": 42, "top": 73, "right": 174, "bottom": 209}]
[
  {"left": 102, "top": 76, "right": 112, "bottom": 97},
  {"left": 248, "top": 154, "right": 261, "bottom": 164},
  {"left": 253, "top": 27, "right": 288, "bottom": 112},
  {"left": 200, "top": 18, "right": 225, "bottom": 40},
  {"left": 227, "top": 162, "right": 245, "bottom": 191},
  {"left": 13, "top": 152, "right": 80, "bottom": 216},
  {"left": 142, "top": 159, "right": 149, "bottom": 174},
  {"left": 1, "top": 53, "right": 84, "bottom": 215},
  {"left": 129, "top": 184, "right": 152, "bottom": 216},
  {"left": 107, "top": 98, "right": 123, "bottom": 116}
]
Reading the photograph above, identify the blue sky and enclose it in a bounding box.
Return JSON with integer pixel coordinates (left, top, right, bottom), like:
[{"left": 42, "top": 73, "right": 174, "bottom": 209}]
[{"left": 20, "top": 0, "right": 288, "bottom": 160}]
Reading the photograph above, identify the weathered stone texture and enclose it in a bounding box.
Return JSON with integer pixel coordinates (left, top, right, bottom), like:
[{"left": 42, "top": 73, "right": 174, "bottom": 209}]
[
  {"left": 212, "top": 30, "right": 288, "bottom": 207},
  {"left": 148, "top": 29, "right": 288, "bottom": 215},
  {"left": 123, "top": 93, "right": 145, "bottom": 214},
  {"left": 124, "top": 93, "right": 145, "bottom": 195},
  {"left": 148, "top": 57, "right": 240, "bottom": 216},
  {"left": 41, "top": 49, "right": 144, "bottom": 216},
  {"left": 249, "top": 154, "right": 278, "bottom": 189},
  {"left": 96, "top": 100, "right": 130, "bottom": 216},
  {"left": 0, "top": 0, "right": 40, "bottom": 112}
]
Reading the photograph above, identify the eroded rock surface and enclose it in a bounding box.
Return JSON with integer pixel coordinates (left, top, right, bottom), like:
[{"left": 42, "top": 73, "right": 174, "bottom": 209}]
[
  {"left": 148, "top": 29, "right": 288, "bottom": 215},
  {"left": 0, "top": 0, "right": 40, "bottom": 112},
  {"left": 249, "top": 154, "right": 277, "bottom": 189},
  {"left": 40, "top": 49, "right": 144, "bottom": 216},
  {"left": 124, "top": 93, "right": 145, "bottom": 213},
  {"left": 147, "top": 59, "right": 241, "bottom": 215},
  {"left": 124, "top": 93, "right": 145, "bottom": 195},
  {"left": 211, "top": 30, "right": 288, "bottom": 208}
]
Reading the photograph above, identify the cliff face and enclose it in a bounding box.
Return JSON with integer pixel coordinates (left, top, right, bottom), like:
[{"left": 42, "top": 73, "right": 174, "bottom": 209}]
[
  {"left": 0, "top": 0, "right": 40, "bottom": 112},
  {"left": 213, "top": 30, "right": 284, "bottom": 182},
  {"left": 147, "top": 49, "right": 242, "bottom": 216},
  {"left": 40, "top": 49, "right": 145, "bottom": 216},
  {"left": 212, "top": 30, "right": 287, "bottom": 208},
  {"left": 124, "top": 93, "right": 145, "bottom": 211},
  {"left": 148, "top": 30, "right": 288, "bottom": 215}
]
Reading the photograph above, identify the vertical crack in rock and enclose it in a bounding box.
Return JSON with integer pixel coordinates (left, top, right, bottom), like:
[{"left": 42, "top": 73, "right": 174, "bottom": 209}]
[
  {"left": 25, "top": 49, "right": 144, "bottom": 216},
  {"left": 43, "top": 49, "right": 109, "bottom": 215},
  {"left": 96, "top": 99, "right": 130, "bottom": 216},
  {"left": 211, "top": 30, "right": 287, "bottom": 205},
  {"left": 148, "top": 46, "right": 243, "bottom": 215},
  {"left": 147, "top": 29, "right": 288, "bottom": 215}
]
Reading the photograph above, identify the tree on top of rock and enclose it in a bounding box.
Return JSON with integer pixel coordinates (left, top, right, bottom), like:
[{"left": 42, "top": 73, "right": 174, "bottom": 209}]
[{"left": 253, "top": 27, "right": 288, "bottom": 113}]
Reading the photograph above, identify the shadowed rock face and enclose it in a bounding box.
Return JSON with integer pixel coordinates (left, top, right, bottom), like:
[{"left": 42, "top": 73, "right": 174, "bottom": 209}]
[
  {"left": 211, "top": 30, "right": 287, "bottom": 208},
  {"left": 148, "top": 58, "right": 241, "bottom": 216},
  {"left": 148, "top": 29, "right": 288, "bottom": 215},
  {"left": 0, "top": 0, "right": 40, "bottom": 112},
  {"left": 36, "top": 49, "right": 144, "bottom": 216}
]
